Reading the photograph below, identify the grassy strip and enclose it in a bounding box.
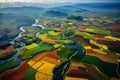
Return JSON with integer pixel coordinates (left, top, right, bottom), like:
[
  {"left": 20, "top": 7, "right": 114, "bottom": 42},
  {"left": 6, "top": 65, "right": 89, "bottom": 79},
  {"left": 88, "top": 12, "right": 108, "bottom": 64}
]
[
  {"left": 85, "top": 28, "right": 111, "bottom": 35},
  {"left": 76, "top": 32, "right": 95, "bottom": 40},
  {"left": 82, "top": 55, "right": 119, "bottom": 77},
  {"left": 0, "top": 58, "right": 16, "bottom": 73},
  {"left": 24, "top": 68, "right": 37, "bottom": 80}
]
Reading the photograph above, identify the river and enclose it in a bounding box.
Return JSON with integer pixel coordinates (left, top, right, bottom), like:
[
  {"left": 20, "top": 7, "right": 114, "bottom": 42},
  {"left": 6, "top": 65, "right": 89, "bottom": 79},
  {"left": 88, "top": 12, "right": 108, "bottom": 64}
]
[
  {"left": 0, "top": 18, "right": 84, "bottom": 79},
  {"left": 0, "top": 18, "right": 45, "bottom": 67},
  {"left": 0, "top": 27, "right": 25, "bottom": 67},
  {"left": 52, "top": 42, "right": 86, "bottom": 79}
]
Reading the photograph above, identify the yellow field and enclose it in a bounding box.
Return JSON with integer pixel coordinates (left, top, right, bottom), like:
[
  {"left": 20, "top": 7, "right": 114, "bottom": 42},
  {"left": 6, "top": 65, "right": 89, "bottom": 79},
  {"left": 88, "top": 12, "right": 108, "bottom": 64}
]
[
  {"left": 32, "top": 61, "right": 43, "bottom": 70},
  {"left": 37, "top": 60, "right": 55, "bottom": 75},
  {"left": 104, "top": 36, "right": 120, "bottom": 41},
  {"left": 92, "top": 49, "right": 107, "bottom": 54},
  {"left": 65, "top": 77, "right": 88, "bottom": 80},
  {"left": 38, "top": 33, "right": 51, "bottom": 40},
  {"left": 25, "top": 43, "right": 38, "bottom": 49},
  {"left": 58, "top": 40, "right": 74, "bottom": 44},
  {"left": 90, "top": 40, "right": 108, "bottom": 51},
  {"left": 42, "top": 56, "right": 60, "bottom": 65},
  {"left": 53, "top": 44, "right": 65, "bottom": 48},
  {"left": 84, "top": 46, "right": 92, "bottom": 49},
  {"left": 35, "top": 72, "right": 52, "bottom": 80},
  {"left": 27, "top": 60, "right": 36, "bottom": 66},
  {"left": 48, "top": 31, "right": 60, "bottom": 36}
]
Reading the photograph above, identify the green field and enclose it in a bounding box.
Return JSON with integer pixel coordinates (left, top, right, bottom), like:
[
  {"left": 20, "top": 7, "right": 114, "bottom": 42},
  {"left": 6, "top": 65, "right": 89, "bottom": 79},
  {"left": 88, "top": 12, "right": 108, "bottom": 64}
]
[
  {"left": 82, "top": 55, "right": 119, "bottom": 77},
  {"left": 58, "top": 40, "right": 74, "bottom": 44},
  {"left": 85, "top": 28, "right": 111, "bottom": 35},
  {"left": 57, "top": 48, "right": 85, "bottom": 62},
  {"left": 47, "top": 31, "right": 61, "bottom": 40},
  {"left": 0, "top": 58, "right": 16, "bottom": 73},
  {"left": 76, "top": 32, "right": 95, "bottom": 40},
  {"left": 64, "top": 30, "right": 75, "bottom": 37},
  {"left": 42, "top": 28, "right": 53, "bottom": 33},
  {"left": 24, "top": 68, "right": 37, "bottom": 80},
  {"left": 19, "top": 42, "right": 54, "bottom": 60},
  {"left": 57, "top": 48, "right": 76, "bottom": 62}
]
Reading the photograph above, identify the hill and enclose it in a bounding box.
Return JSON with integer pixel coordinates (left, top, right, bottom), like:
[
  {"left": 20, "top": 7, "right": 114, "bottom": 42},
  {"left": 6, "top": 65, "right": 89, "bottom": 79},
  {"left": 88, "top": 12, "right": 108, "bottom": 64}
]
[{"left": 43, "top": 10, "right": 68, "bottom": 18}]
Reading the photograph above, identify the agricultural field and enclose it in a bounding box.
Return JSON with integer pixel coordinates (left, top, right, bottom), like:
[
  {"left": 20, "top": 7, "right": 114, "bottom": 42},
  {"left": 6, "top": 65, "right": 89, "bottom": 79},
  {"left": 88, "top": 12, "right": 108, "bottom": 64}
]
[
  {"left": 19, "top": 43, "right": 54, "bottom": 60},
  {"left": 0, "top": 58, "right": 16, "bottom": 73},
  {"left": 0, "top": 1, "right": 120, "bottom": 80}
]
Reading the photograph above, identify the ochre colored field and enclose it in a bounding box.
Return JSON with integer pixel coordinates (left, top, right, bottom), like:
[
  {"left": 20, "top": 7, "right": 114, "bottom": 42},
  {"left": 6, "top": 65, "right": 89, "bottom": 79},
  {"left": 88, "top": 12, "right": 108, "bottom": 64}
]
[
  {"left": 33, "top": 50, "right": 56, "bottom": 62},
  {"left": 37, "top": 60, "right": 55, "bottom": 75},
  {"left": 0, "top": 45, "right": 16, "bottom": 59},
  {"left": 65, "top": 77, "right": 88, "bottom": 80},
  {"left": 46, "top": 50, "right": 60, "bottom": 59},
  {"left": 42, "top": 56, "right": 60, "bottom": 65},
  {"left": 35, "top": 72, "right": 52, "bottom": 80},
  {"left": 41, "top": 40, "right": 56, "bottom": 44}
]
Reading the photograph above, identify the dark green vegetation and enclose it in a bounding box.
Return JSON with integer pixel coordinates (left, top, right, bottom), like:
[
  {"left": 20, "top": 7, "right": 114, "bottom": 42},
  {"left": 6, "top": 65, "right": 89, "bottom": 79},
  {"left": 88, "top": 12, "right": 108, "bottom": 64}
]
[
  {"left": 42, "top": 28, "right": 53, "bottom": 33},
  {"left": 67, "top": 16, "right": 83, "bottom": 21},
  {"left": 24, "top": 68, "right": 37, "bottom": 80},
  {"left": 109, "top": 48, "right": 120, "bottom": 54},
  {"left": 19, "top": 42, "right": 54, "bottom": 60},
  {"left": 64, "top": 30, "right": 75, "bottom": 37},
  {"left": 44, "top": 10, "right": 68, "bottom": 18},
  {"left": 57, "top": 48, "right": 76, "bottom": 62},
  {"left": 57, "top": 47, "right": 85, "bottom": 62},
  {"left": 82, "top": 55, "right": 119, "bottom": 77},
  {"left": 0, "top": 58, "right": 16, "bottom": 73}
]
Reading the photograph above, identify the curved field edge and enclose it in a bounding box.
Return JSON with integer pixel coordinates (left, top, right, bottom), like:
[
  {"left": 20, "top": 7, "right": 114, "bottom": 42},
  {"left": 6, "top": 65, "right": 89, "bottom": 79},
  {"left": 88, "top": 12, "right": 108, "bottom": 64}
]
[
  {"left": 82, "top": 55, "right": 119, "bottom": 78},
  {"left": 19, "top": 43, "right": 54, "bottom": 60},
  {"left": 0, "top": 58, "right": 16, "bottom": 73},
  {"left": 24, "top": 67, "right": 37, "bottom": 80}
]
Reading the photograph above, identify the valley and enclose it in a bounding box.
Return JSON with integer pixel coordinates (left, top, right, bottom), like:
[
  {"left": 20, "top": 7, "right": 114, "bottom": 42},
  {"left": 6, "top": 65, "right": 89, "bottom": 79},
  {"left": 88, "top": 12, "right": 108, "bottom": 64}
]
[{"left": 0, "top": 2, "right": 120, "bottom": 80}]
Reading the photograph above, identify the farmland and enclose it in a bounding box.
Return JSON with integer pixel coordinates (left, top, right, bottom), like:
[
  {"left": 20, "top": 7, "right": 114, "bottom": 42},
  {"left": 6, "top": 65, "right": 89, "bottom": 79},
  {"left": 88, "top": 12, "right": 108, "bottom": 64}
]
[
  {"left": 0, "top": 2, "right": 120, "bottom": 80},
  {"left": 19, "top": 43, "right": 54, "bottom": 60}
]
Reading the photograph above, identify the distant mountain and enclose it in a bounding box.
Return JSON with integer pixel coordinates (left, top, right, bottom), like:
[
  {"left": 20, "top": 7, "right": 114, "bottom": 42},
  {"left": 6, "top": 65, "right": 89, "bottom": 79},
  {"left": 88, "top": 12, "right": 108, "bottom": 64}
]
[
  {"left": 0, "top": 12, "right": 35, "bottom": 41},
  {"left": 49, "top": 5, "right": 88, "bottom": 13},
  {"left": 0, "top": 13, "right": 35, "bottom": 26},
  {"left": 0, "top": 6, "right": 45, "bottom": 17},
  {"left": 73, "top": 2, "right": 120, "bottom": 11},
  {"left": 43, "top": 10, "right": 68, "bottom": 18},
  {"left": 67, "top": 15, "right": 83, "bottom": 21}
]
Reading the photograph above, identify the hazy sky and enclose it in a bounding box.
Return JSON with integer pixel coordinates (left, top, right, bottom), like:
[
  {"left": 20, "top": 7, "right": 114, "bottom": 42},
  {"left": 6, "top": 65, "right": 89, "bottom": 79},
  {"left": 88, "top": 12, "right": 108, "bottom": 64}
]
[{"left": 0, "top": 0, "right": 119, "bottom": 3}]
